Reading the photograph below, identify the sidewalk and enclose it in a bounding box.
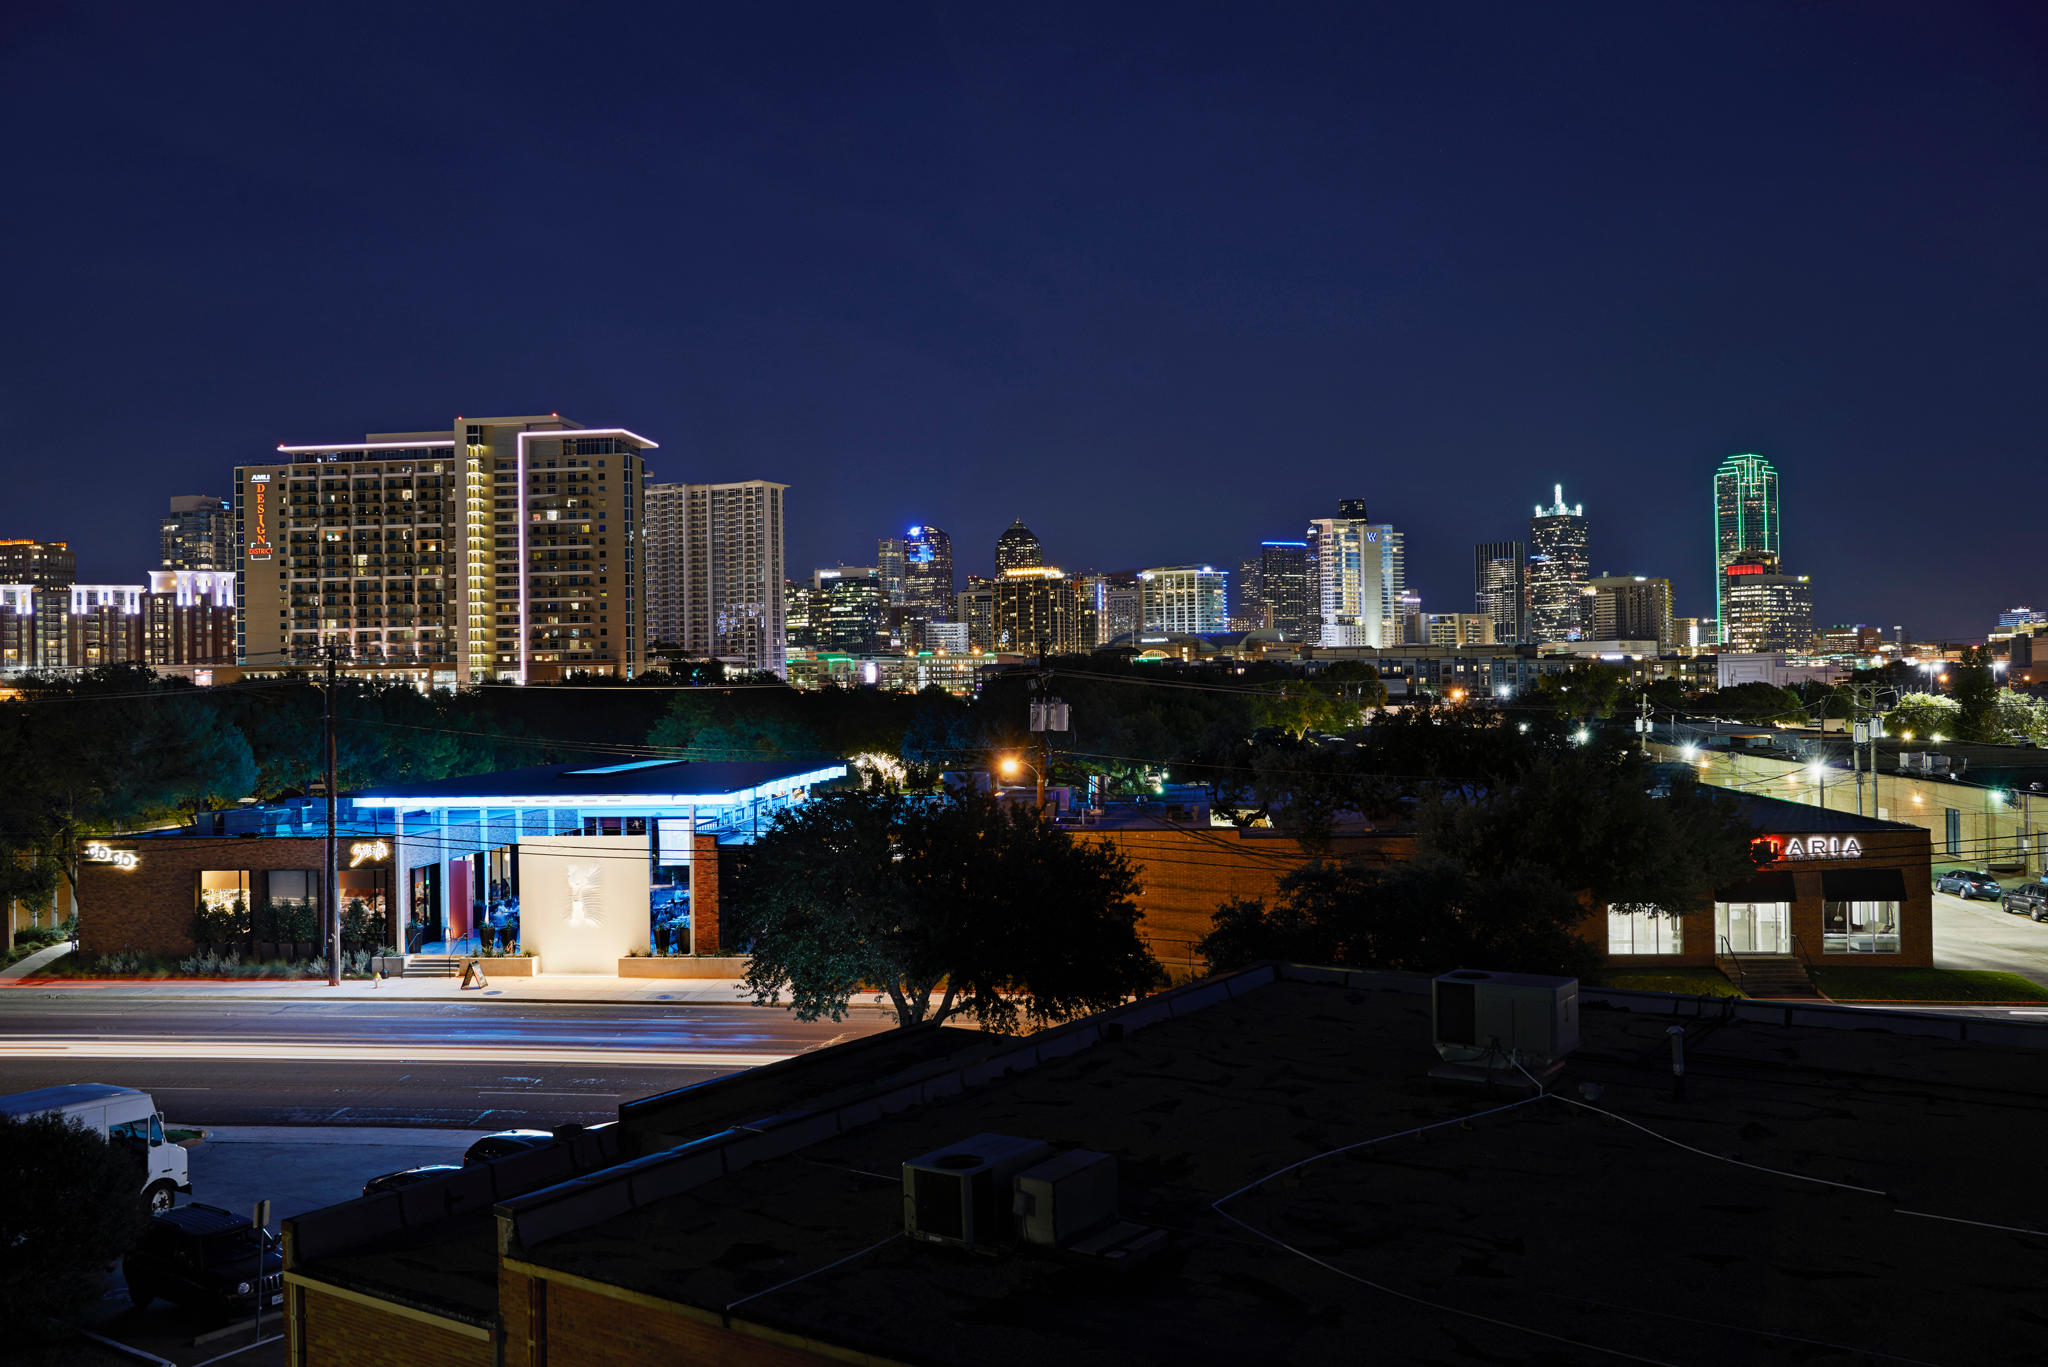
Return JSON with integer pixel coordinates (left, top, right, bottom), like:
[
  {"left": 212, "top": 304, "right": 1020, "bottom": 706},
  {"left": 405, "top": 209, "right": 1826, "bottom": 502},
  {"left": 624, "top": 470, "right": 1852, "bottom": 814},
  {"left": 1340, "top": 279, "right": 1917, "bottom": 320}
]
[{"left": 0, "top": 970, "right": 815, "bottom": 1006}]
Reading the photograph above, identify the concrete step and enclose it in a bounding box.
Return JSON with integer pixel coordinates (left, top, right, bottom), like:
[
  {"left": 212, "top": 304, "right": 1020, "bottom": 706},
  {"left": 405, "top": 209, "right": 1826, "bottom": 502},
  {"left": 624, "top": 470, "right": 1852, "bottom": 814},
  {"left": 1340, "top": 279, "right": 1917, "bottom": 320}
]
[{"left": 401, "top": 955, "right": 463, "bottom": 978}]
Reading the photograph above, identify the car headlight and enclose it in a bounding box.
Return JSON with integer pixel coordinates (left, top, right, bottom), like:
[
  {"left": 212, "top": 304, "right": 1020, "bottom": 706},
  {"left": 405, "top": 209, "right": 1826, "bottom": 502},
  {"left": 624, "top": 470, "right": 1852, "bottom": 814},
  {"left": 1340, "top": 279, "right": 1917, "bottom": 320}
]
[{"left": 236, "top": 1281, "right": 252, "bottom": 1296}]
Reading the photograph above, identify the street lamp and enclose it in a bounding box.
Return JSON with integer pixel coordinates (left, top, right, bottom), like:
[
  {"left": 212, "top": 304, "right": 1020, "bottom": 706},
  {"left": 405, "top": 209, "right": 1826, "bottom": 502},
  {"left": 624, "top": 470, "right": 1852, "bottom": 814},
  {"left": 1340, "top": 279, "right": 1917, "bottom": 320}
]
[
  {"left": 997, "top": 753, "right": 1045, "bottom": 811},
  {"left": 1573, "top": 727, "right": 1590, "bottom": 745}
]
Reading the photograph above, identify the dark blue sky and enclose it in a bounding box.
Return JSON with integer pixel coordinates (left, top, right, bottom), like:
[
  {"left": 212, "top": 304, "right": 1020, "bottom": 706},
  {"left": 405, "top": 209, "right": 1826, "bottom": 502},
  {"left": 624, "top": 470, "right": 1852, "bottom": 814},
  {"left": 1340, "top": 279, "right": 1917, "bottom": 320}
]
[{"left": 3, "top": 2, "right": 2040, "bottom": 637}]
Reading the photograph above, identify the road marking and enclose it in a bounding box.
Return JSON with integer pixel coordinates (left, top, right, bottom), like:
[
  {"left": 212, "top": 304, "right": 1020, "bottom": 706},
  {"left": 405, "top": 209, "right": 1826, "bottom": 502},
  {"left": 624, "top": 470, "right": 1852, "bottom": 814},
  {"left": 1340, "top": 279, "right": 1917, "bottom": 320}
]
[{"left": 475, "top": 1090, "right": 621, "bottom": 1098}]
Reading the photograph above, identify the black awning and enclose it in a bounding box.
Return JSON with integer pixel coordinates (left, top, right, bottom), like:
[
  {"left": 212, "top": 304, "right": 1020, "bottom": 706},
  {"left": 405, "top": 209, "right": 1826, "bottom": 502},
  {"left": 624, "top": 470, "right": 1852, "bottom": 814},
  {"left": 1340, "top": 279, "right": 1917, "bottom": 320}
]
[
  {"left": 1716, "top": 870, "right": 1797, "bottom": 903},
  {"left": 1821, "top": 868, "right": 1909, "bottom": 902}
]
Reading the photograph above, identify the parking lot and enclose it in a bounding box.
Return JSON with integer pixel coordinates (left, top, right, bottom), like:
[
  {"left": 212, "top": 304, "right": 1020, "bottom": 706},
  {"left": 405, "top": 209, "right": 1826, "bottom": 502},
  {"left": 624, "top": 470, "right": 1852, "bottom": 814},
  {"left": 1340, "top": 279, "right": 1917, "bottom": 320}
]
[
  {"left": 79, "top": 1127, "right": 488, "bottom": 1366},
  {"left": 1931, "top": 870, "right": 2048, "bottom": 989}
]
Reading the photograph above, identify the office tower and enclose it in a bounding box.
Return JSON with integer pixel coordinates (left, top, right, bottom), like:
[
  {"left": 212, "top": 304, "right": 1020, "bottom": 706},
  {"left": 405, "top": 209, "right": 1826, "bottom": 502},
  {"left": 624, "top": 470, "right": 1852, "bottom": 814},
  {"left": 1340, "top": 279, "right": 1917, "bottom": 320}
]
[
  {"left": 1817, "top": 624, "right": 1884, "bottom": 655},
  {"left": 1306, "top": 502, "right": 1403, "bottom": 647},
  {"left": 1998, "top": 607, "right": 2047, "bottom": 631},
  {"left": 1527, "top": 485, "right": 1588, "bottom": 643},
  {"left": 0, "top": 539, "right": 77, "bottom": 588},
  {"left": 645, "top": 480, "right": 788, "bottom": 678},
  {"left": 1138, "top": 566, "right": 1228, "bottom": 635},
  {"left": 1587, "top": 575, "right": 1674, "bottom": 648},
  {"left": 1720, "top": 552, "right": 1813, "bottom": 652},
  {"left": 1247, "top": 541, "right": 1311, "bottom": 639},
  {"left": 161, "top": 496, "right": 233, "bottom": 571},
  {"left": 1472, "top": 541, "right": 1526, "bottom": 645},
  {"left": 1713, "top": 454, "right": 1780, "bottom": 644},
  {"left": 994, "top": 519, "right": 1043, "bottom": 574},
  {"left": 957, "top": 576, "right": 997, "bottom": 651},
  {"left": 819, "top": 571, "right": 888, "bottom": 652},
  {"left": 876, "top": 537, "right": 906, "bottom": 605},
  {"left": 993, "top": 566, "right": 1081, "bottom": 654},
  {"left": 236, "top": 415, "right": 652, "bottom": 681},
  {"left": 901, "top": 526, "right": 955, "bottom": 624},
  {"left": 1421, "top": 613, "right": 1497, "bottom": 647},
  {"left": 785, "top": 580, "right": 825, "bottom": 650},
  {"left": 1234, "top": 554, "right": 1261, "bottom": 630}
]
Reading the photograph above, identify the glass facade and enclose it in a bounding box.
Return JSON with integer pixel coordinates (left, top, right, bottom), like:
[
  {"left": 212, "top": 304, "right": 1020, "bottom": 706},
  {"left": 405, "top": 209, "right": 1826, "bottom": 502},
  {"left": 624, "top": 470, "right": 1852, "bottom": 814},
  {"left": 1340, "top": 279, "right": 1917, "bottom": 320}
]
[
  {"left": 1823, "top": 900, "right": 1900, "bottom": 953},
  {"left": 1713, "top": 453, "right": 1780, "bottom": 644},
  {"left": 1607, "top": 906, "right": 1683, "bottom": 955},
  {"left": 1715, "top": 901, "right": 1790, "bottom": 954},
  {"left": 1527, "top": 486, "right": 1587, "bottom": 644},
  {"left": 198, "top": 870, "right": 250, "bottom": 915}
]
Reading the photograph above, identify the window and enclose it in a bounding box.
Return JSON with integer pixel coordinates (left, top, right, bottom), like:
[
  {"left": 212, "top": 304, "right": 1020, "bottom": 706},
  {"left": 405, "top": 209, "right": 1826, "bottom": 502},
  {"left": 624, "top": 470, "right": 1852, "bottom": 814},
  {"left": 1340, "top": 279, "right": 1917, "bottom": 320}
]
[
  {"left": 1606, "top": 905, "right": 1683, "bottom": 955},
  {"left": 1823, "top": 901, "right": 1900, "bottom": 954},
  {"left": 269, "top": 870, "right": 314, "bottom": 906},
  {"left": 198, "top": 870, "right": 250, "bottom": 915}
]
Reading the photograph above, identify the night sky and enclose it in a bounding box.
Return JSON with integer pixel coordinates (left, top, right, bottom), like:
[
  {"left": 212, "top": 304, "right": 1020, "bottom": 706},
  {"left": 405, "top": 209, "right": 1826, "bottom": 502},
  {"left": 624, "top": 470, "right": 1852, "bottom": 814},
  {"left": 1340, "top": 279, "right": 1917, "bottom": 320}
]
[{"left": 3, "top": 3, "right": 2040, "bottom": 638}]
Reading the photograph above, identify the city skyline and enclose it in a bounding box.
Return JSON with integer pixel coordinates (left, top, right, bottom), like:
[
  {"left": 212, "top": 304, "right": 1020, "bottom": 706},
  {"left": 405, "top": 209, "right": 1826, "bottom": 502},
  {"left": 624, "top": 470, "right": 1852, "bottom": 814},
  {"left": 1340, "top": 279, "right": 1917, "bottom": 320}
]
[{"left": 1, "top": 7, "right": 2037, "bottom": 640}]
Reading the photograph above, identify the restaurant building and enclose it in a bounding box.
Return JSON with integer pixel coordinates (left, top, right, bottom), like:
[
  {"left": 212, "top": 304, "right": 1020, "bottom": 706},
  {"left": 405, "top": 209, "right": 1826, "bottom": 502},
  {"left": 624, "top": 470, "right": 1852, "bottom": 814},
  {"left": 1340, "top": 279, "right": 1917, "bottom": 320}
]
[
  {"left": 74, "top": 756, "right": 845, "bottom": 968},
  {"left": 1599, "top": 789, "right": 1932, "bottom": 971}
]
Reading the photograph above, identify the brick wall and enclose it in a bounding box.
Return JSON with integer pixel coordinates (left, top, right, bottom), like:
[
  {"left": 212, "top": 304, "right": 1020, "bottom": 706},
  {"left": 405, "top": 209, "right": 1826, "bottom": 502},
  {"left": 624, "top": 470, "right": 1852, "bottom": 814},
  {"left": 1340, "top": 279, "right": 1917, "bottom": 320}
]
[
  {"left": 77, "top": 835, "right": 340, "bottom": 957},
  {"left": 294, "top": 1283, "right": 492, "bottom": 1367},
  {"left": 695, "top": 834, "right": 723, "bottom": 954},
  {"left": 531, "top": 1278, "right": 845, "bottom": 1367},
  {"left": 1080, "top": 826, "right": 1412, "bottom": 977}
]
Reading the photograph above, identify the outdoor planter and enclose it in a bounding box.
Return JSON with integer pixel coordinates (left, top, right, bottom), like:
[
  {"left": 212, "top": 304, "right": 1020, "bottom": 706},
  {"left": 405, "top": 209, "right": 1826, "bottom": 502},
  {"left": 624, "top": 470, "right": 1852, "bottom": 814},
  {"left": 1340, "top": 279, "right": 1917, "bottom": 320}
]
[
  {"left": 617, "top": 956, "right": 749, "bottom": 978},
  {"left": 481, "top": 956, "right": 539, "bottom": 976}
]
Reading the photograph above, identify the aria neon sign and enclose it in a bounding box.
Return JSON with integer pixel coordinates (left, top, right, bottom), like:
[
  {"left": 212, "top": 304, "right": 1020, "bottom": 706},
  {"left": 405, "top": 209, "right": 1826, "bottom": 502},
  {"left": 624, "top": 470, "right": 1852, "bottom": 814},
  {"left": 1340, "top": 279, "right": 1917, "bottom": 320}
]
[
  {"left": 1754, "top": 834, "right": 1863, "bottom": 861},
  {"left": 84, "top": 841, "right": 138, "bottom": 870}
]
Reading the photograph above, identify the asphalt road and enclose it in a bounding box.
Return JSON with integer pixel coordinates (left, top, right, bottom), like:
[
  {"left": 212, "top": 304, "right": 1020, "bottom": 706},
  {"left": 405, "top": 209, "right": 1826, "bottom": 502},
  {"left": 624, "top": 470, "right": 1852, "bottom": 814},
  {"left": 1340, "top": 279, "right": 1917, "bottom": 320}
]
[
  {"left": 1932, "top": 884, "right": 2048, "bottom": 988},
  {"left": 0, "top": 1000, "right": 888, "bottom": 1128}
]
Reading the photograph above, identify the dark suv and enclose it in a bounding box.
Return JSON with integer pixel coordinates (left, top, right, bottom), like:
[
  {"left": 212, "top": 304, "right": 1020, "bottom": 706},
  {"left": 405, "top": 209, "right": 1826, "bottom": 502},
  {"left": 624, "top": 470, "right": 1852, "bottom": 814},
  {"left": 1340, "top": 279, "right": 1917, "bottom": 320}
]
[
  {"left": 2002, "top": 882, "right": 2048, "bottom": 921},
  {"left": 1935, "top": 869, "right": 2004, "bottom": 900},
  {"left": 123, "top": 1204, "right": 282, "bottom": 1316}
]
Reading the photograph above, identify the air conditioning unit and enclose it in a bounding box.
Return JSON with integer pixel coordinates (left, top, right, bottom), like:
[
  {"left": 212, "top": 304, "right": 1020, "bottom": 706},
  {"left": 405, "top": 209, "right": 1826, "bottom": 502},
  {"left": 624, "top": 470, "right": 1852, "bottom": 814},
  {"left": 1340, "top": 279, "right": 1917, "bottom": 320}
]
[
  {"left": 902, "top": 1134, "right": 1053, "bottom": 1248},
  {"left": 1013, "top": 1150, "right": 1117, "bottom": 1248},
  {"left": 1432, "top": 970, "right": 1580, "bottom": 1073}
]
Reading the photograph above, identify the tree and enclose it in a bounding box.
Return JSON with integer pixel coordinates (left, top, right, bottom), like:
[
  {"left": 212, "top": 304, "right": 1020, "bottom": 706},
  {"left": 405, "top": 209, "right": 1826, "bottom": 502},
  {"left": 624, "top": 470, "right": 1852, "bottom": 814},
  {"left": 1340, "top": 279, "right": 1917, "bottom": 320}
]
[
  {"left": 1695, "top": 681, "right": 1806, "bottom": 725},
  {"left": 1886, "top": 692, "right": 1960, "bottom": 742},
  {"left": 0, "top": 1113, "right": 152, "bottom": 1337},
  {"left": 1527, "top": 663, "right": 1627, "bottom": 720},
  {"left": 728, "top": 789, "right": 1163, "bottom": 1030},
  {"left": 1949, "top": 646, "right": 2001, "bottom": 743},
  {"left": 1200, "top": 749, "right": 1759, "bottom": 979},
  {"left": 1995, "top": 691, "right": 2048, "bottom": 745}
]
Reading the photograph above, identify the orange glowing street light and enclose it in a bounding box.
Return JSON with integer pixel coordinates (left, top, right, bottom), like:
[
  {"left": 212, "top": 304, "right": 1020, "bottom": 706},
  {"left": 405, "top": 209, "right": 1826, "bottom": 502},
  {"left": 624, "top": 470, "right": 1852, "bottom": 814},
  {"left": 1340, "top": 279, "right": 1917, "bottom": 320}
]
[{"left": 997, "top": 753, "right": 1044, "bottom": 810}]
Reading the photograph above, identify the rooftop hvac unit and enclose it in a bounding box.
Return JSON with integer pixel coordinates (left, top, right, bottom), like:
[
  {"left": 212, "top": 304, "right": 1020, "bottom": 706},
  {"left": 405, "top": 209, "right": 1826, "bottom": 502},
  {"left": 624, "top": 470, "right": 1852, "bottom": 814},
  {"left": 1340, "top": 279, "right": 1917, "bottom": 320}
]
[
  {"left": 902, "top": 1134, "right": 1053, "bottom": 1248},
  {"left": 1432, "top": 970, "right": 1579, "bottom": 1081},
  {"left": 1013, "top": 1150, "right": 1117, "bottom": 1249}
]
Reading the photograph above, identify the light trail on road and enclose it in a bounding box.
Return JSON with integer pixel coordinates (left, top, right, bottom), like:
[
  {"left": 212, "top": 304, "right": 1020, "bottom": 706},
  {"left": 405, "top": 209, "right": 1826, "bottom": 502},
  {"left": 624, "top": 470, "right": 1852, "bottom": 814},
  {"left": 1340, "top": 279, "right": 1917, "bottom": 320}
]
[{"left": 0, "top": 1037, "right": 794, "bottom": 1068}]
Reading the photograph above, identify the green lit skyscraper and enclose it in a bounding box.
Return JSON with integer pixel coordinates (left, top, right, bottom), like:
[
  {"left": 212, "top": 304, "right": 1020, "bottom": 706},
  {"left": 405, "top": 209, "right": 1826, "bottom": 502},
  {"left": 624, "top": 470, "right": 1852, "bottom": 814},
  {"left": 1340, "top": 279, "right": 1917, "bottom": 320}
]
[{"left": 1712, "top": 454, "right": 1780, "bottom": 643}]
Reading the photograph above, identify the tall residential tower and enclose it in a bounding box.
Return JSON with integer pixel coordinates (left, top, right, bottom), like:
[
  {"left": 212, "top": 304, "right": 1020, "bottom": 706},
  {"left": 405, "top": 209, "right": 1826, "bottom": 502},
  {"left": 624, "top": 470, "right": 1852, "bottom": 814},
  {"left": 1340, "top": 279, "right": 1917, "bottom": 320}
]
[{"left": 645, "top": 480, "right": 788, "bottom": 678}]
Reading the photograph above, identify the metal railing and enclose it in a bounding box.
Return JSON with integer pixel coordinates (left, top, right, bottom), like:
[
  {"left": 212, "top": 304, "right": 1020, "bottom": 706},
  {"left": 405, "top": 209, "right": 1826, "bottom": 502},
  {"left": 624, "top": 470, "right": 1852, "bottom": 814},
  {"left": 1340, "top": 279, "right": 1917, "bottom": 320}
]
[{"left": 1714, "top": 934, "right": 1748, "bottom": 993}]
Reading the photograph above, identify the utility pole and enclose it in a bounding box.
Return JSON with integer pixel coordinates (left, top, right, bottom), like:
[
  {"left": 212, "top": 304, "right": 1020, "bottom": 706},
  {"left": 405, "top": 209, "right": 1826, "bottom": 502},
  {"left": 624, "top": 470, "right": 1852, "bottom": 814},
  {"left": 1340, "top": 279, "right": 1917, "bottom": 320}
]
[
  {"left": 324, "top": 644, "right": 341, "bottom": 987},
  {"left": 1026, "top": 640, "right": 1068, "bottom": 814}
]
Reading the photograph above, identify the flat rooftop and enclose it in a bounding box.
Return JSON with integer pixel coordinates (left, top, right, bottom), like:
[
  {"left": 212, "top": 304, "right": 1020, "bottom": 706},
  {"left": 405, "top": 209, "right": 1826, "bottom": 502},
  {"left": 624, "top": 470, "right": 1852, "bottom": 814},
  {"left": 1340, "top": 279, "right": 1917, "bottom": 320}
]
[{"left": 515, "top": 975, "right": 2048, "bottom": 1365}]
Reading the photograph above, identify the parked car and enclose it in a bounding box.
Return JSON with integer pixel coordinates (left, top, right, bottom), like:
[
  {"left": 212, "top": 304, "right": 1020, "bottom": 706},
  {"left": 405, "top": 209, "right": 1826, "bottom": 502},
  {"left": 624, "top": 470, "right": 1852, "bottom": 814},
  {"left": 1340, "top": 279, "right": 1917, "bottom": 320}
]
[
  {"left": 463, "top": 1129, "right": 558, "bottom": 1164},
  {"left": 361, "top": 1163, "right": 463, "bottom": 1197},
  {"left": 0, "top": 1084, "right": 190, "bottom": 1212},
  {"left": 2001, "top": 882, "right": 2048, "bottom": 921},
  {"left": 1935, "top": 870, "right": 2005, "bottom": 900},
  {"left": 123, "top": 1204, "right": 281, "bottom": 1316}
]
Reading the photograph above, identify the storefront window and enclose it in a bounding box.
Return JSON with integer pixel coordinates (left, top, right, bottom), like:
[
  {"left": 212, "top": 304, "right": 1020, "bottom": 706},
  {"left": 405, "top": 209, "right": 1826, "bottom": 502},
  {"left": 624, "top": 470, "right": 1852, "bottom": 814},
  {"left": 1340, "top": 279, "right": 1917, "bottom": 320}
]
[
  {"left": 1823, "top": 900, "right": 1900, "bottom": 954},
  {"left": 474, "top": 846, "right": 519, "bottom": 953},
  {"left": 651, "top": 817, "right": 693, "bottom": 955},
  {"left": 1606, "top": 905, "right": 1682, "bottom": 955},
  {"left": 407, "top": 864, "right": 439, "bottom": 952},
  {"left": 198, "top": 870, "right": 250, "bottom": 915},
  {"left": 1714, "top": 901, "right": 1790, "bottom": 954},
  {"left": 338, "top": 869, "right": 391, "bottom": 946}
]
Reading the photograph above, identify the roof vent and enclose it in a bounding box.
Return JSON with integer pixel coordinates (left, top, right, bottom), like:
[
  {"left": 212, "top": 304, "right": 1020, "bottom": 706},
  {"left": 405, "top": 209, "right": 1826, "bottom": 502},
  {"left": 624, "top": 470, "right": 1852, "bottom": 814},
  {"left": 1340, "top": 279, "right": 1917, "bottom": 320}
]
[{"left": 1430, "top": 969, "right": 1579, "bottom": 1090}]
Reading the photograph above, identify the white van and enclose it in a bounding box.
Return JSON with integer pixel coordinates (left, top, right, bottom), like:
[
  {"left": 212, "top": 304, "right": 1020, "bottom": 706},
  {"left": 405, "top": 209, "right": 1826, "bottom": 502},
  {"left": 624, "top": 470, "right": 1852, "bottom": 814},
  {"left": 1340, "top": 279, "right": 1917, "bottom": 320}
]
[{"left": 0, "top": 1084, "right": 191, "bottom": 1212}]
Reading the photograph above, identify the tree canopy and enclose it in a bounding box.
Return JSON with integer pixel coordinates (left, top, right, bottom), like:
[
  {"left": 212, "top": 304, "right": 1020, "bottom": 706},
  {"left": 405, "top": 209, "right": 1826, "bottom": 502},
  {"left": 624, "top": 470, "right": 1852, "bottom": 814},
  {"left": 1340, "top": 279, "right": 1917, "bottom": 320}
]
[
  {"left": 0, "top": 1112, "right": 152, "bottom": 1337},
  {"left": 726, "top": 788, "right": 1163, "bottom": 1030}
]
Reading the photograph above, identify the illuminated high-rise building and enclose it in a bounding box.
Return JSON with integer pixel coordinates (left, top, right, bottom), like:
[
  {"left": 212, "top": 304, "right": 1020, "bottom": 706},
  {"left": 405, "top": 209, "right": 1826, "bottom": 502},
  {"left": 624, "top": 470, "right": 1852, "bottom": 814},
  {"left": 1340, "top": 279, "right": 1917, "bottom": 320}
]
[
  {"left": 235, "top": 415, "right": 653, "bottom": 681},
  {"left": 1720, "top": 551, "right": 1812, "bottom": 653},
  {"left": 993, "top": 566, "right": 1081, "bottom": 654},
  {"left": 645, "top": 480, "right": 788, "bottom": 678},
  {"left": 901, "top": 525, "right": 955, "bottom": 624},
  {"left": 994, "top": 519, "right": 1043, "bottom": 574},
  {"left": 1138, "top": 565, "right": 1228, "bottom": 635},
  {"left": 161, "top": 496, "right": 233, "bottom": 571},
  {"left": 1712, "top": 454, "right": 1780, "bottom": 644},
  {"left": 1472, "top": 541, "right": 1526, "bottom": 645},
  {"left": 876, "top": 537, "right": 906, "bottom": 605},
  {"left": 1243, "top": 541, "right": 1311, "bottom": 639},
  {"left": 1306, "top": 502, "right": 1403, "bottom": 647},
  {"left": 1527, "top": 485, "right": 1588, "bottom": 643},
  {"left": 1587, "top": 575, "right": 1673, "bottom": 648}
]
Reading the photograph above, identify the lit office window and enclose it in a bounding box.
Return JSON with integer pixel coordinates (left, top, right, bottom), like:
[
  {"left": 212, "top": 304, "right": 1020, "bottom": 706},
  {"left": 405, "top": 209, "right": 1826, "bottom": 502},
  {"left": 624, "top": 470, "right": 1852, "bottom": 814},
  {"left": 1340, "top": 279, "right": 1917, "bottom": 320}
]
[
  {"left": 1607, "top": 905, "right": 1683, "bottom": 955},
  {"left": 1823, "top": 900, "right": 1900, "bottom": 954}
]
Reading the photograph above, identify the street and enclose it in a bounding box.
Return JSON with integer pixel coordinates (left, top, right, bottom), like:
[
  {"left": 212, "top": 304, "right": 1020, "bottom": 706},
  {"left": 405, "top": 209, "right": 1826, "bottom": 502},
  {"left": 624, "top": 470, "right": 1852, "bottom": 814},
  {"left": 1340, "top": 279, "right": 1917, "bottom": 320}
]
[{"left": 0, "top": 999, "right": 890, "bottom": 1128}]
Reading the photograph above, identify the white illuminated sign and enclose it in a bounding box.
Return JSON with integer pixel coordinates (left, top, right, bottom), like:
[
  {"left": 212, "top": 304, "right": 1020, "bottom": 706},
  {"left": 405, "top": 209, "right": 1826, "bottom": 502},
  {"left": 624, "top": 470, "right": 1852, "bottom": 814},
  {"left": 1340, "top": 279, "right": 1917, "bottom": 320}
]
[
  {"left": 1757, "top": 834, "right": 1864, "bottom": 861},
  {"left": 348, "top": 840, "right": 390, "bottom": 867},
  {"left": 84, "top": 841, "right": 138, "bottom": 870}
]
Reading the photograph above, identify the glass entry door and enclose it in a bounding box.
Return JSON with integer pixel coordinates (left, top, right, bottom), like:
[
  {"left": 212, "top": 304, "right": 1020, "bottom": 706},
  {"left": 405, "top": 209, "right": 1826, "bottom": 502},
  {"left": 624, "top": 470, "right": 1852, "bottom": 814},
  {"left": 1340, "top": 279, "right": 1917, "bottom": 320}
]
[{"left": 1715, "top": 901, "right": 1791, "bottom": 954}]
